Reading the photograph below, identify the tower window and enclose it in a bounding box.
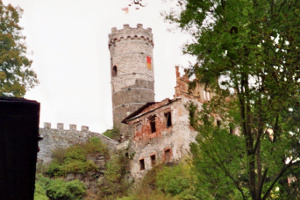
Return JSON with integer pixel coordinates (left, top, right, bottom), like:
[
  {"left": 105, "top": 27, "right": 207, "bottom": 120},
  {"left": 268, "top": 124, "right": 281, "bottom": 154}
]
[
  {"left": 164, "top": 111, "right": 172, "bottom": 128},
  {"left": 112, "top": 66, "right": 117, "bottom": 77},
  {"left": 139, "top": 159, "right": 145, "bottom": 170},
  {"left": 149, "top": 116, "right": 156, "bottom": 133}
]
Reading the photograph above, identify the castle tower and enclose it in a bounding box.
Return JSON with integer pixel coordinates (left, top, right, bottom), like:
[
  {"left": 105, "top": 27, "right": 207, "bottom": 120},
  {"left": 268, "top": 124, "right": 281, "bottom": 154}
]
[{"left": 108, "top": 24, "right": 155, "bottom": 133}]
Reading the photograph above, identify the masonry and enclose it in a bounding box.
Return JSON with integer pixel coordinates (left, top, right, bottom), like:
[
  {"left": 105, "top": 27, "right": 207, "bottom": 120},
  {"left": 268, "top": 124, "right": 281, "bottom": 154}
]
[
  {"left": 38, "top": 123, "right": 118, "bottom": 164},
  {"left": 109, "top": 24, "right": 155, "bottom": 134}
]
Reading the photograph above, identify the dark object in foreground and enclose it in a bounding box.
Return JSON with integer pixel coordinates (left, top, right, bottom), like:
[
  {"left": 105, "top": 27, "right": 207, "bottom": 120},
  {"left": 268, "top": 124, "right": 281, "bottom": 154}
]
[{"left": 0, "top": 97, "right": 40, "bottom": 200}]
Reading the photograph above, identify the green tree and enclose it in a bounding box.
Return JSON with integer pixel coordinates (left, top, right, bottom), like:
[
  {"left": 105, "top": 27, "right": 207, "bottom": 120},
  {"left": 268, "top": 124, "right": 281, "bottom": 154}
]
[
  {"left": 167, "top": 0, "right": 300, "bottom": 199},
  {"left": 0, "top": 1, "right": 38, "bottom": 97}
]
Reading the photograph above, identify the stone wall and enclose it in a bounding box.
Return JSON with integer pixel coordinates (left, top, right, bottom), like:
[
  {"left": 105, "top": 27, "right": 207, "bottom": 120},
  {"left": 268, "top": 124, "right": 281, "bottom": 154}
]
[
  {"left": 123, "top": 96, "right": 202, "bottom": 180},
  {"left": 38, "top": 122, "right": 118, "bottom": 164}
]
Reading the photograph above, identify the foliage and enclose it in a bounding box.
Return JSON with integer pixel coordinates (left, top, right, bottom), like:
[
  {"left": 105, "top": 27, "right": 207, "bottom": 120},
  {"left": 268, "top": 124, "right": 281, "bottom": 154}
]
[
  {"left": 46, "top": 137, "right": 107, "bottom": 177},
  {"left": 34, "top": 182, "right": 49, "bottom": 200},
  {"left": 156, "top": 162, "right": 196, "bottom": 198},
  {"left": 102, "top": 128, "right": 120, "bottom": 140},
  {"left": 0, "top": 1, "right": 38, "bottom": 97},
  {"left": 118, "top": 163, "right": 197, "bottom": 200},
  {"left": 35, "top": 174, "right": 86, "bottom": 200},
  {"left": 46, "top": 179, "right": 86, "bottom": 200},
  {"left": 100, "top": 153, "right": 130, "bottom": 199},
  {"left": 166, "top": 0, "right": 300, "bottom": 200}
]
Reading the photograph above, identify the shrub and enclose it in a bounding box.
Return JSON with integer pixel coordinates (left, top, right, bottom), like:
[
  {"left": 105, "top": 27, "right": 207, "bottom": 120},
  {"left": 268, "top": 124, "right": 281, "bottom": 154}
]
[
  {"left": 46, "top": 137, "right": 108, "bottom": 176},
  {"left": 51, "top": 147, "right": 66, "bottom": 164},
  {"left": 156, "top": 162, "right": 196, "bottom": 198},
  {"left": 85, "top": 137, "right": 108, "bottom": 155},
  {"left": 46, "top": 162, "right": 63, "bottom": 177},
  {"left": 46, "top": 179, "right": 86, "bottom": 200},
  {"left": 34, "top": 182, "right": 49, "bottom": 200},
  {"left": 102, "top": 128, "right": 120, "bottom": 140},
  {"left": 61, "top": 159, "right": 98, "bottom": 174}
]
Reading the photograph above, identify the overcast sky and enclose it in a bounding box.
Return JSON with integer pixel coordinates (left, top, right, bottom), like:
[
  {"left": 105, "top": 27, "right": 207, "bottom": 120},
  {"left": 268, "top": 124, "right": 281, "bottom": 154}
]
[{"left": 3, "top": 0, "right": 194, "bottom": 133}]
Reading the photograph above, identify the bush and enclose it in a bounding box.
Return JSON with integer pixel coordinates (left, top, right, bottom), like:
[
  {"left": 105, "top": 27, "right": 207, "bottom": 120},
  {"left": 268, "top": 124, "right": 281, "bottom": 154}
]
[
  {"left": 46, "top": 162, "right": 64, "bottom": 177},
  {"left": 156, "top": 162, "right": 196, "bottom": 199},
  {"left": 34, "top": 182, "right": 49, "bottom": 200},
  {"left": 102, "top": 128, "right": 120, "bottom": 140},
  {"left": 46, "top": 137, "right": 108, "bottom": 176},
  {"left": 46, "top": 179, "right": 86, "bottom": 200},
  {"left": 61, "top": 159, "right": 98, "bottom": 174}
]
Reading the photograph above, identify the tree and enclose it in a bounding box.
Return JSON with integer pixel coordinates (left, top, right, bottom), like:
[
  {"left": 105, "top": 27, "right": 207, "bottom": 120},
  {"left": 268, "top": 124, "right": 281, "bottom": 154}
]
[
  {"left": 0, "top": 1, "right": 38, "bottom": 97},
  {"left": 166, "top": 0, "right": 300, "bottom": 199}
]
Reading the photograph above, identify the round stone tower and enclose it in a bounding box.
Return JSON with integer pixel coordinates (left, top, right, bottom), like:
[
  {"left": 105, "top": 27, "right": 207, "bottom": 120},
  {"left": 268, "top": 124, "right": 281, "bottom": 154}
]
[{"left": 108, "top": 24, "right": 155, "bottom": 133}]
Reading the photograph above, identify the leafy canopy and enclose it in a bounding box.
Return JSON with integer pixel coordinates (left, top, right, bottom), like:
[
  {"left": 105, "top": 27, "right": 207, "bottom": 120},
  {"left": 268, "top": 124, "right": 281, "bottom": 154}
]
[
  {"left": 0, "top": 1, "right": 38, "bottom": 97},
  {"left": 167, "top": 0, "right": 299, "bottom": 200}
]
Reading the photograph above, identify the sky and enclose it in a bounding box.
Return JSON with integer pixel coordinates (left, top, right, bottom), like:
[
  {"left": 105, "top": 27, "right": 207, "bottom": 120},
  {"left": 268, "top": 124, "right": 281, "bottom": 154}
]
[{"left": 3, "top": 0, "right": 195, "bottom": 133}]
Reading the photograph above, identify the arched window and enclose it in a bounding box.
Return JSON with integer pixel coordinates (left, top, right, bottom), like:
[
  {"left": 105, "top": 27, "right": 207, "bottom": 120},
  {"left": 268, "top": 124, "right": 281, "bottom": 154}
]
[{"left": 112, "top": 66, "right": 117, "bottom": 77}]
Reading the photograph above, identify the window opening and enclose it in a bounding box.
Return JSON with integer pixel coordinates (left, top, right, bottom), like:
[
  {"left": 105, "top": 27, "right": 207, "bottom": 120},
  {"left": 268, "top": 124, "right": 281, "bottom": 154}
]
[
  {"left": 230, "top": 126, "right": 234, "bottom": 134},
  {"left": 164, "top": 111, "right": 172, "bottom": 128},
  {"left": 164, "top": 149, "right": 171, "bottom": 162},
  {"left": 217, "top": 120, "right": 221, "bottom": 127},
  {"left": 139, "top": 159, "right": 145, "bottom": 170},
  {"left": 150, "top": 116, "right": 156, "bottom": 133},
  {"left": 206, "top": 91, "right": 210, "bottom": 100},
  {"left": 150, "top": 155, "right": 156, "bottom": 167},
  {"left": 112, "top": 66, "right": 117, "bottom": 77},
  {"left": 203, "top": 90, "right": 206, "bottom": 100}
]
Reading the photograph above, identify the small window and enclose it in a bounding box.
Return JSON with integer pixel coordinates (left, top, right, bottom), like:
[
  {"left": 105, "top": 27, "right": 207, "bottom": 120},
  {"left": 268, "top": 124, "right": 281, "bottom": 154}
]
[
  {"left": 164, "top": 111, "right": 172, "bottom": 128},
  {"left": 164, "top": 149, "right": 171, "bottom": 162},
  {"left": 150, "top": 155, "right": 156, "bottom": 167},
  {"left": 217, "top": 120, "right": 221, "bottom": 127},
  {"left": 203, "top": 90, "right": 206, "bottom": 100},
  {"left": 206, "top": 91, "right": 210, "bottom": 100},
  {"left": 139, "top": 159, "right": 145, "bottom": 170},
  {"left": 150, "top": 116, "right": 156, "bottom": 133},
  {"left": 112, "top": 66, "right": 117, "bottom": 77}
]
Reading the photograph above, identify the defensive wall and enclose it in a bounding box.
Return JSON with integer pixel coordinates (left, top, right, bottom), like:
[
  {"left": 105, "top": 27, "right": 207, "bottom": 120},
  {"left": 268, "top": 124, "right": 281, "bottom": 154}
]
[{"left": 38, "top": 122, "right": 118, "bottom": 164}]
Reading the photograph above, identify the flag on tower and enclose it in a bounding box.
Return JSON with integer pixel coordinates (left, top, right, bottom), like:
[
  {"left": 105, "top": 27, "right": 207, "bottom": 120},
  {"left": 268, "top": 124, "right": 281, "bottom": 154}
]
[
  {"left": 147, "top": 56, "right": 151, "bottom": 70},
  {"left": 122, "top": 7, "right": 129, "bottom": 14}
]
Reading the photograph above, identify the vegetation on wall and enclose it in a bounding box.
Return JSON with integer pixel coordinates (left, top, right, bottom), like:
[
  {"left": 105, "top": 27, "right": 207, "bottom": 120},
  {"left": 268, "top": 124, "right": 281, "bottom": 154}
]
[
  {"left": 46, "top": 137, "right": 108, "bottom": 177},
  {"left": 102, "top": 128, "right": 120, "bottom": 140},
  {"left": 118, "top": 162, "right": 198, "bottom": 200},
  {"left": 35, "top": 137, "right": 108, "bottom": 200},
  {"left": 34, "top": 174, "right": 86, "bottom": 200}
]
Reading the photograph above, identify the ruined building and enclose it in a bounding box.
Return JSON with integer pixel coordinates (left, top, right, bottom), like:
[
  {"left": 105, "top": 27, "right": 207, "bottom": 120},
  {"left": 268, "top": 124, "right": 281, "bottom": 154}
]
[{"left": 109, "top": 24, "right": 216, "bottom": 180}]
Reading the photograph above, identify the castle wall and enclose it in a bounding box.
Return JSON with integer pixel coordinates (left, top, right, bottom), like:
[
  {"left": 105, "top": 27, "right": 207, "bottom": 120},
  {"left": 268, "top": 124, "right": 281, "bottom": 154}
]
[
  {"left": 38, "top": 122, "right": 118, "bottom": 164},
  {"left": 109, "top": 24, "right": 155, "bottom": 133},
  {"left": 124, "top": 96, "right": 202, "bottom": 180}
]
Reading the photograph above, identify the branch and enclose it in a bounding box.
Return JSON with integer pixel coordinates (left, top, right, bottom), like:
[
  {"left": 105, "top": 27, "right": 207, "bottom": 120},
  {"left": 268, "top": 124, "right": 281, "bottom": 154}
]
[
  {"left": 257, "top": 168, "right": 268, "bottom": 199},
  {"left": 203, "top": 146, "right": 247, "bottom": 200},
  {"left": 262, "top": 160, "right": 293, "bottom": 200}
]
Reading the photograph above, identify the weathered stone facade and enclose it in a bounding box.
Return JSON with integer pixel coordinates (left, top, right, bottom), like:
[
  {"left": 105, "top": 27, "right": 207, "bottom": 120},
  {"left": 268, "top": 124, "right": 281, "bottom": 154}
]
[
  {"left": 120, "top": 67, "right": 214, "bottom": 181},
  {"left": 38, "top": 123, "right": 118, "bottom": 164},
  {"left": 109, "top": 24, "right": 155, "bottom": 133}
]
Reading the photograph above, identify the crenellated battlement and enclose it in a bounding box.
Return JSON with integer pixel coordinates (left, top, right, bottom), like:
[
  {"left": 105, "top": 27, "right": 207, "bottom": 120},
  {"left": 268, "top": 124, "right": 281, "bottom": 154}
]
[
  {"left": 43, "top": 122, "right": 89, "bottom": 132},
  {"left": 108, "top": 24, "right": 153, "bottom": 48},
  {"left": 38, "top": 122, "right": 118, "bottom": 164}
]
